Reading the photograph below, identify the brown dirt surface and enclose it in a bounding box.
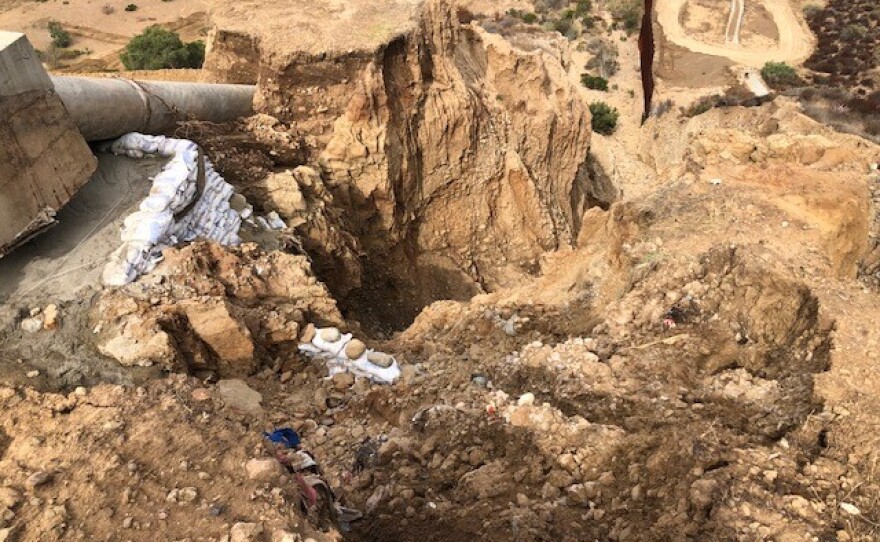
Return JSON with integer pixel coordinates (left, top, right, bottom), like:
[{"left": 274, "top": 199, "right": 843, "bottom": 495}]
[{"left": 4, "top": 1, "right": 880, "bottom": 541}]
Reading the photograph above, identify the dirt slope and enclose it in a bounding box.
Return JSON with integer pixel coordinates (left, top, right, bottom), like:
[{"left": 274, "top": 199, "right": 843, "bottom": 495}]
[{"left": 3, "top": 0, "right": 880, "bottom": 541}]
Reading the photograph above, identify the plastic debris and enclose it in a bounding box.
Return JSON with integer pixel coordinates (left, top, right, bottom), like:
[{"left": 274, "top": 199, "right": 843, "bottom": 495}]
[{"left": 298, "top": 326, "right": 401, "bottom": 384}]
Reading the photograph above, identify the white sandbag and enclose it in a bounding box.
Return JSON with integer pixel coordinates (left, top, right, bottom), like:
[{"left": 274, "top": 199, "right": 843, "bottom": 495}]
[
  {"left": 105, "top": 133, "right": 249, "bottom": 286},
  {"left": 312, "top": 329, "right": 353, "bottom": 356},
  {"left": 139, "top": 193, "right": 173, "bottom": 213},
  {"left": 121, "top": 211, "right": 173, "bottom": 244}
]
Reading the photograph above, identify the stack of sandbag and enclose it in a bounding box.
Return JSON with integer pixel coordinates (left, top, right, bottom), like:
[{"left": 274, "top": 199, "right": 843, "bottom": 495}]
[
  {"left": 298, "top": 325, "right": 401, "bottom": 385},
  {"left": 101, "top": 133, "right": 253, "bottom": 286}
]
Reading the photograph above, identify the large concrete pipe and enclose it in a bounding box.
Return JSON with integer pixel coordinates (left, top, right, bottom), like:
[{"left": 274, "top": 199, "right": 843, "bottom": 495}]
[{"left": 51, "top": 76, "right": 256, "bottom": 141}]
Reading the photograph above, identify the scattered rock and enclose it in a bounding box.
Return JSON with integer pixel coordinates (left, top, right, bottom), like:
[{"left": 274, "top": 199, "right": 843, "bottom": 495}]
[
  {"left": 300, "top": 323, "right": 316, "bottom": 343},
  {"left": 320, "top": 327, "right": 341, "bottom": 342},
  {"left": 20, "top": 317, "right": 43, "bottom": 334},
  {"left": 331, "top": 371, "right": 355, "bottom": 390},
  {"left": 43, "top": 304, "right": 59, "bottom": 330},
  {"left": 271, "top": 530, "right": 300, "bottom": 542},
  {"left": 517, "top": 393, "right": 536, "bottom": 406},
  {"left": 245, "top": 458, "right": 283, "bottom": 482},
  {"left": 183, "top": 300, "right": 256, "bottom": 372},
  {"left": 344, "top": 339, "right": 366, "bottom": 359},
  {"left": 230, "top": 522, "right": 264, "bottom": 542},
  {"left": 25, "top": 471, "right": 52, "bottom": 489},
  {"left": 191, "top": 388, "right": 212, "bottom": 401},
  {"left": 217, "top": 379, "right": 263, "bottom": 413},
  {"left": 366, "top": 352, "right": 394, "bottom": 368},
  {"left": 840, "top": 502, "right": 861, "bottom": 516}
]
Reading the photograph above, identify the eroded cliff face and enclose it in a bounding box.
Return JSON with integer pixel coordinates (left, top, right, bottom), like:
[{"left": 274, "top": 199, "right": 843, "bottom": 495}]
[{"left": 204, "top": 0, "right": 610, "bottom": 328}]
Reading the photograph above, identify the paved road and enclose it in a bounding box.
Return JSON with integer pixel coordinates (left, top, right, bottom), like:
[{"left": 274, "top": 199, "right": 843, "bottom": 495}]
[{"left": 658, "top": 0, "right": 814, "bottom": 67}]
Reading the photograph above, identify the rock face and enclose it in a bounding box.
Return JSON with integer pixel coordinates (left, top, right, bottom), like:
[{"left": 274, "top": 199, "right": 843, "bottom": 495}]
[
  {"left": 205, "top": 0, "right": 607, "bottom": 325},
  {"left": 92, "top": 242, "right": 344, "bottom": 374}
]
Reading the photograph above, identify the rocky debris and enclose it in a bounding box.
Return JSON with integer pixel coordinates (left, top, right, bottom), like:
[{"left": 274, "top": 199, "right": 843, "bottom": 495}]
[
  {"left": 230, "top": 522, "right": 264, "bottom": 542},
  {"left": 92, "top": 242, "right": 343, "bottom": 374},
  {"left": 19, "top": 317, "right": 42, "bottom": 334},
  {"left": 217, "top": 379, "right": 263, "bottom": 413},
  {"left": 183, "top": 300, "right": 256, "bottom": 370},
  {"left": 205, "top": 0, "right": 610, "bottom": 326},
  {"left": 245, "top": 458, "right": 284, "bottom": 482},
  {"left": 42, "top": 304, "right": 59, "bottom": 330},
  {"left": 24, "top": 471, "right": 52, "bottom": 489}
]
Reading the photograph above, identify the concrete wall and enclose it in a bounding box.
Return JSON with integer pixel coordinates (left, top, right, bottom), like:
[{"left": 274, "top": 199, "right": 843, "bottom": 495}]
[{"left": 0, "top": 31, "right": 96, "bottom": 257}]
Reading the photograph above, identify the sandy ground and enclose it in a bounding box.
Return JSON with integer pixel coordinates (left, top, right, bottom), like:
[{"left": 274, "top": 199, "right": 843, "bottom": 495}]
[
  {"left": 0, "top": 0, "right": 208, "bottom": 70},
  {"left": 657, "top": 0, "right": 815, "bottom": 67}
]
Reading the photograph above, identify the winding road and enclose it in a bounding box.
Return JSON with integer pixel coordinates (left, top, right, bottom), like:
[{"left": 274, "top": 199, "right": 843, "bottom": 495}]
[
  {"left": 657, "top": 0, "right": 814, "bottom": 67},
  {"left": 724, "top": 0, "right": 744, "bottom": 44}
]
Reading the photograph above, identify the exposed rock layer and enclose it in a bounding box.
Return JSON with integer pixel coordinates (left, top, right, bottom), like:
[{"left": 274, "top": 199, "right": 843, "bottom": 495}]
[{"left": 204, "top": 0, "right": 610, "bottom": 326}]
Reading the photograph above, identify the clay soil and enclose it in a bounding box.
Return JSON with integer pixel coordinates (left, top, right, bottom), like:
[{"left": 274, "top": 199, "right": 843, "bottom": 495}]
[{"left": 3, "top": 1, "right": 880, "bottom": 542}]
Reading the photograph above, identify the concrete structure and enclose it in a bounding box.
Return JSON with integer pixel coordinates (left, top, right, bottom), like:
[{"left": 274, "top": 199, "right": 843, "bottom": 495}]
[
  {"left": 0, "top": 31, "right": 96, "bottom": 257},
  {"left": 0, "top": 30, "right": 257, "bottom": 258},
  {"left": 52, "top": 77, "right": 255, "bottom": 141}
]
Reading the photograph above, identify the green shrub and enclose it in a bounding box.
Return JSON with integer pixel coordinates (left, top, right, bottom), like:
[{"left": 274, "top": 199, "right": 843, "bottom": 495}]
[
  {"left": 550, "top": 16, "right": 579, "bottom": 39},
  {"left": 47, "top": 21, "right": 72, "bottom": 48},
  {"left": 608, "top": 0, "right": 642, "bottom": 34},
  {"left": 761, "top": 61, "right": 802, "bottom": 89},
  {"left": 574, "top": 0, "right": 592, "bottom": 16},
  {"left": 683, "top": 95, "right": 720, "bottom": 117},
  {"left": 802, "top": 3, "right": 821, "bottom": 18},
  {"left": 125, "top": 3, "right": 138, "bottom": 11},
  {"left": 581, "top": 74, "right": 609, "bottom": 91},
  {"left": 507, "top": 9, "right": 538, "bottom": 24},
  {"left": 120, "top": 26, "right": 205, "bottom": 70},
  {"left": 841, "top": 24, "right": 867, "bottom": 41},
  {"left": 589, "top": 101, "right": 619, "bottom": 134}
]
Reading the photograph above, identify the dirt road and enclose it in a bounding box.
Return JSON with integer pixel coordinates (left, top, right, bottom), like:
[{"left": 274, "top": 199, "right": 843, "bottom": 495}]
[
  {"left": 724, "top": 0, "right": 744, "bottom": 43},
  {"left": 658, "top": 0, "right": 814, "bottom": 67}
]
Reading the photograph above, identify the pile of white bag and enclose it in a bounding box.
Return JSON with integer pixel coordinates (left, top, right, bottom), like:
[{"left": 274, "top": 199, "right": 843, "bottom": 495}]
[
  {"left": 100, "top": 133, "right": 286, "bottom": 286},
  {"left": 298, "top": 325, "right": 401, "bottom": 385}
]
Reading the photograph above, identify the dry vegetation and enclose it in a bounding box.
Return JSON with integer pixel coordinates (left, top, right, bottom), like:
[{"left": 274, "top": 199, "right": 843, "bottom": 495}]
[{"left": 803, "top": 0, "right": 880, "bottom": 91}]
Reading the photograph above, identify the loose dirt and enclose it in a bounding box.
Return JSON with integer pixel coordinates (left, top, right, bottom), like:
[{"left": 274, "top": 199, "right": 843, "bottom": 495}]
[{"left": 3, "top": 1, "right": 880, "bottom": 541}]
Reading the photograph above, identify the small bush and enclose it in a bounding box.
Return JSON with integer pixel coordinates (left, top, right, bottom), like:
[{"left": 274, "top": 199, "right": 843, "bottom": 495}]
[
  {"left": 683, "top": 95, "right": 720, "bottom": 117},
  {"left": 585, "top": 38, "right": 620, "bottom": 78},
  {"left": 608, "top": 0, "right": 642, "bottom": 34},
  {"left": 534, "top": 0, "right": 567, "bottom": 12},
  {"left": 550, "top": 17, "right": 579, "bottom": 40},
  {"left": 761, "top": 61, "right": 803, "bottom": 89},
  {"left": 120, "top": 26, "right": 205, "bottom": 70},
  {"left": 581, "top": 74, "right": 609, "bottom": 91},
  {"left": 802, "top": 4, "right": 821, "bottom": 19},
  {"left": 47, "top": 21, "right": 72, "bottom": 48},
  {"left": 101, "top": 4, "right": 115, "bottom": 14},
  {"left": 125, "top": 4, "right": 138, "bottom": 11},
  {"left": 589, "top": 101, "right": 619, "bottom": 134},
  {"left": 507, "top": 9, "right": 538, "bottom": 24},
  {"left": 654, "top": 99, "right": 674, "bottom": 117},
  {"left": 840, "top": 24, "right": 867, "bottom": 41}
]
